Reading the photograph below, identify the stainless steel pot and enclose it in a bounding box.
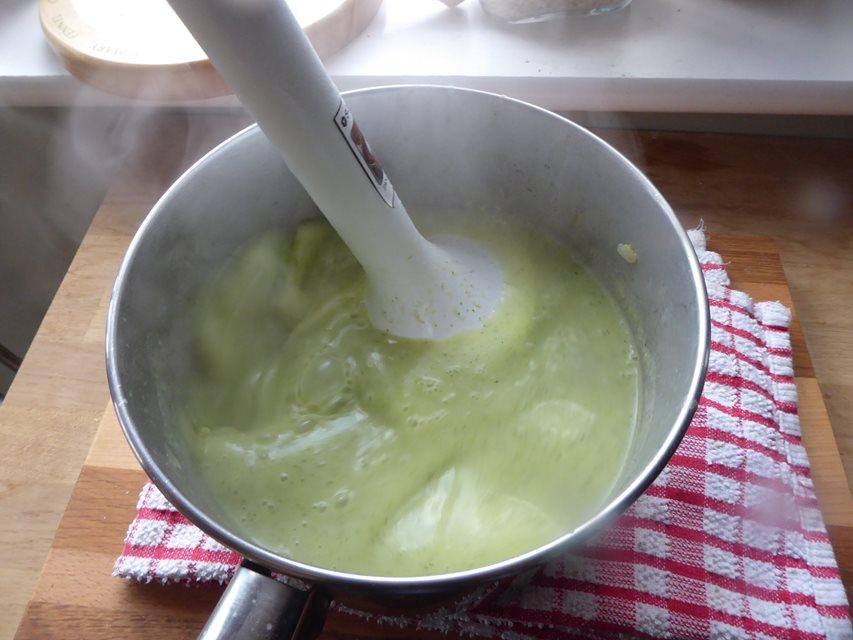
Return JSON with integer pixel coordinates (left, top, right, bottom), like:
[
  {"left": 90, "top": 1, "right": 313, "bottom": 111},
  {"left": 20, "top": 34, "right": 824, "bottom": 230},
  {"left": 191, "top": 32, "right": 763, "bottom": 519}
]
[{"left": 106, "top": 85, "right": 709, "bottom": 639}]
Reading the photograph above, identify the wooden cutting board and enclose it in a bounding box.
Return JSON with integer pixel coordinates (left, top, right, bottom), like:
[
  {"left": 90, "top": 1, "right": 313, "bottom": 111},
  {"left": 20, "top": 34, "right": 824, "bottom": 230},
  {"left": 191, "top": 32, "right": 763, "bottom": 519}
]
[
  {"left": 12, "top": 236, "right": 853, "bottom": 640},
  {"left": 9, "top": 132, "right": 853, "bottom": 638}
]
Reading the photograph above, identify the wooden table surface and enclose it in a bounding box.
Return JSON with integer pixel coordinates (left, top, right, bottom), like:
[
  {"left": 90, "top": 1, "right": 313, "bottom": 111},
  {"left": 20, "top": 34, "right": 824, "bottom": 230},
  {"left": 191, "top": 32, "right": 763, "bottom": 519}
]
[{"left": 2, "top": 115, "right": 852, "bottom": 638}]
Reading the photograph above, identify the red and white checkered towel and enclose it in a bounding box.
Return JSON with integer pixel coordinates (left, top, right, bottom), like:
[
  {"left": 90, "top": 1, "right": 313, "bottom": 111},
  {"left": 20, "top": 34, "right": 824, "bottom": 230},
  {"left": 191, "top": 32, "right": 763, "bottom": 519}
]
[{"left": 115, "top": 229, "right": 852, "bottom": 639}]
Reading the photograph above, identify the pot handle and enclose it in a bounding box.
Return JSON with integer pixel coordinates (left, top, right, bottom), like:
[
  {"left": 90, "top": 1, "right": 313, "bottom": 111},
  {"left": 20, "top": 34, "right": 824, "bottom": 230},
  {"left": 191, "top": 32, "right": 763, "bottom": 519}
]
[{"left": 198, "top": 560, "right": 329, "bottom": 640}]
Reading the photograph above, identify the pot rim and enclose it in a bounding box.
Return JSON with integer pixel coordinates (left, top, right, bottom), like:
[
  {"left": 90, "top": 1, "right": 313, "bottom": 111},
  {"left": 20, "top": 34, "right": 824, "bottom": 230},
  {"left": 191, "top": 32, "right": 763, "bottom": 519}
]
[{"left": 106, "top": 84, "right": 710, "bottom": 592}]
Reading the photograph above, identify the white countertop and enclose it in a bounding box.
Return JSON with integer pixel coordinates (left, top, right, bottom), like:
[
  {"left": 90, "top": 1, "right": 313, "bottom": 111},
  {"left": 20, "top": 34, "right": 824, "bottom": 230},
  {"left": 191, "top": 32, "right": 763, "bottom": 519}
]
[{"left": 4, "top": 0, "right": 853, "bottom": 113}]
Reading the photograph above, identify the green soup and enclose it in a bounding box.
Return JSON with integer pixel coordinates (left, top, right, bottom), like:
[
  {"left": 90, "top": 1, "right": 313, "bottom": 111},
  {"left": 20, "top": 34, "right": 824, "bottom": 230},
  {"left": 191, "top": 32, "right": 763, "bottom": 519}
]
[{"left": 185, "top": 216, "right": 638, "bottom": 576}]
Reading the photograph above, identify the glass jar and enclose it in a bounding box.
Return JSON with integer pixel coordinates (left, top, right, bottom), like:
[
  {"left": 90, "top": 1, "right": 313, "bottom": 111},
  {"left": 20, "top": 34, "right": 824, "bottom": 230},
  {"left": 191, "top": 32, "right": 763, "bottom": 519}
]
[{"left": 479, "top": 0, "right": 631, "bottom": 23}]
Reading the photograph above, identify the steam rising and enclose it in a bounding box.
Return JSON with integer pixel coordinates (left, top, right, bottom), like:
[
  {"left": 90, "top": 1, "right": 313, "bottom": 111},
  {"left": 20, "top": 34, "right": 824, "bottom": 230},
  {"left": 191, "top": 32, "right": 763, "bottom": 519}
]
[{"left": 0, "top": 75, "right": 251, "bottom": 392}]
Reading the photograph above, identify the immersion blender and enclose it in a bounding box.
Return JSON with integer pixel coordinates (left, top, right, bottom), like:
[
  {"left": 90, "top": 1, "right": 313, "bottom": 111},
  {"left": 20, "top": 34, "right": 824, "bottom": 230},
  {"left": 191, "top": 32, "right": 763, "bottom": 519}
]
[{"left": 165, "top": 0, "right": 503, "bottom": 340}]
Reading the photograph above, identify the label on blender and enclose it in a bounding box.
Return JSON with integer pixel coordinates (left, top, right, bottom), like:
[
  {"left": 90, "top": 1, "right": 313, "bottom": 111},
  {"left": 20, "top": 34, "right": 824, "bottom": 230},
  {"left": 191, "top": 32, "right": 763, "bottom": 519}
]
[{"left": 334, "top": 99, "right": 396, "bottom": 207}]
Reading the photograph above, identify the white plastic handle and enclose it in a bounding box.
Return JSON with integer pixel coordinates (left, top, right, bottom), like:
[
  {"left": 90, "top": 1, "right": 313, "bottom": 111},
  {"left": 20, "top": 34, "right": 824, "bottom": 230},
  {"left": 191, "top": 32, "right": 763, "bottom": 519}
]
[{"left": 165, "top": 0, "right": 422, "bottom": 264}]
